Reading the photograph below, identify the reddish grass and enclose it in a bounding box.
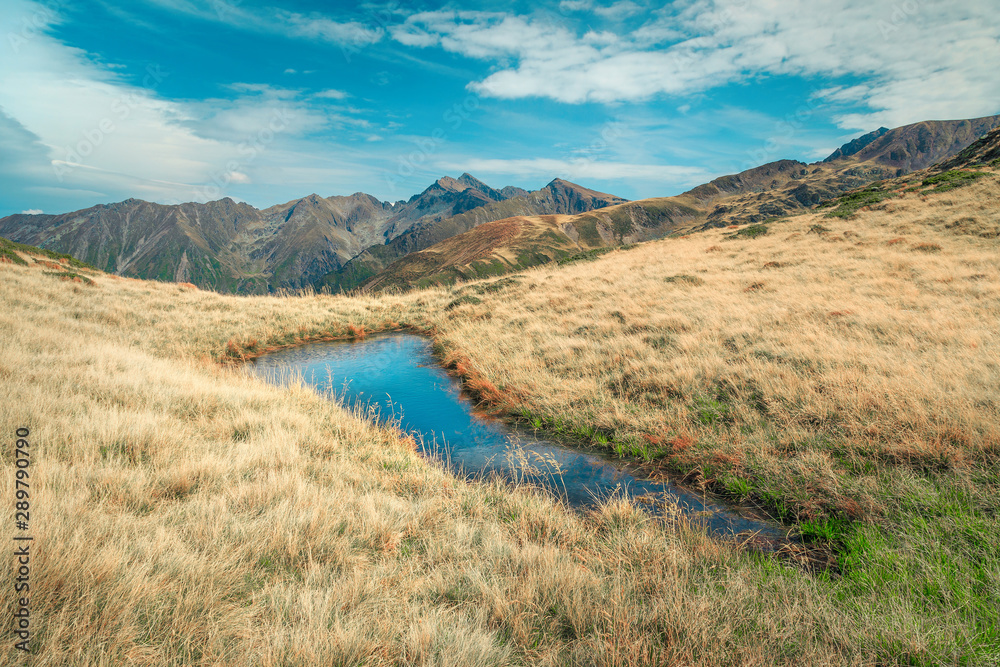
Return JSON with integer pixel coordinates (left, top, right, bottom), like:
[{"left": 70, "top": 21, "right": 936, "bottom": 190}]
[{"left": 670, "top": 434, "right": 695, "bottom": 454}]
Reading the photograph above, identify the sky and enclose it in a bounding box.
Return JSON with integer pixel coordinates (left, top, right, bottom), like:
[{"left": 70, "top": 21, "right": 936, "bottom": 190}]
[{"left": 0, "top": 0, "right": 998, "bottom": 216}]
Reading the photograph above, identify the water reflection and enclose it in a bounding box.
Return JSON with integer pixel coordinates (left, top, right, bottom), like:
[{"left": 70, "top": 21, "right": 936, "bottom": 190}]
[{"left": 249, "top": 333, "right": 783, "bottom": 540}]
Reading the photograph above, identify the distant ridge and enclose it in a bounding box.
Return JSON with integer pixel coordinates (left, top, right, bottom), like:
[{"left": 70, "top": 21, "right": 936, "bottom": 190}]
[
  {"left": 355, "top": 114, "right": 1000, "bottom": 292},
  {"left": 0, "top": 175, "right": 625, "bottom": 294},
  {"left": 823, "top": 127, "right": 890, "bottom": 162},
  {"left": 4, "top": 114, "right": 998, "bottom": 295},
  {"left": 320, "top": 178, "right": 627, "bottom": 292}
]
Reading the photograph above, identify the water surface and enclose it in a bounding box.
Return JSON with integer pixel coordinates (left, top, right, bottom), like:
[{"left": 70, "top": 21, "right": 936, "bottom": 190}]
[{"left": 249, "top": 333, "right": 783, "bottom": 540}]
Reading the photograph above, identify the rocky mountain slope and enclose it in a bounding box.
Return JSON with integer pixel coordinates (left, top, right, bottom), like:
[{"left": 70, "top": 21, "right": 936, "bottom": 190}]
[
  {"left": 320, "top": 179, "right": 627, "bottom": 292},
  {"left": 934, "top": 126, "right": 1000, "bottom": 171},
  {"left": 360, "top": 115, "right": 1000, "bottom": 291},
  {"left": 4, "top": 115, "right": 997, "bottom": 295},
  {"left": 688, "top": 114, "right": 1000, "bottom": 227},
  {"left": 0, "top": 173, "right": 615, "bottom": 293}
]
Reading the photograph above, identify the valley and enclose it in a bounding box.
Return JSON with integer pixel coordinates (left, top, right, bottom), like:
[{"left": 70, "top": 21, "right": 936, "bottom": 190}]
[
  {"left": 2, "top": 123, "right": 998, "bottom": 663},
  {"left": 3, "top": 115, "right": 998, "bottom": 297}
]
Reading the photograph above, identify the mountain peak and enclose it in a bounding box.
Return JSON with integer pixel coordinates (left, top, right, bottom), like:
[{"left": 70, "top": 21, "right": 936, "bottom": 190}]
[
  {"left": 823, "top": 127, "right": 891, "bottom": 162},
  {"left": 434, "top": 174, "right": 491, "bottom": 193},
  {"left": 457, "top": 172, "right": 487, "bottom": 187},
  {"left": 544, "top": 178, "right": 625, "bottom": 201},
  {"left": 434, "top": 175, "right": 468, "bottom": 192}
]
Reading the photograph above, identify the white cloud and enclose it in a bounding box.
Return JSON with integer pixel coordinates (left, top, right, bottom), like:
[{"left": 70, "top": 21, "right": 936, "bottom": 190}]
[
  {"left": 807, "top": 147, "right": 836, "bottom": 160},
  {"left": 278, "top": 12, "right": 383, "bottom": 47},
  {"left": 314, "top": 89, "right": 350, "bottom": 100},
  {"left": 21, "top": 209, "right": 43, "bottom": 214},
  {"left": 814, "top": 85, "right": 871, "bottom": 104},
  {"left": 392, "top": 1, "right": 1000, "bottom": 129},
  {"left": 0, "top": 8, "right": 219, "bottom": 201},
  {"left": 128, "top": 0, "right": 386, "bottom": 47},
  {"left": 593, "top": 1, "right": 644, "bottom": 20},
  {"left": 224, "top": 83, "right": 299, "bottom": 98},
  {"left": 0, "top": 1, "right": 379, "bottom": 208},
  {"left": 392, "top": 12, "right": 562, "bottom": 58},
  {"left": 440, "top": 157, "right": 708, "bottom": 185}
]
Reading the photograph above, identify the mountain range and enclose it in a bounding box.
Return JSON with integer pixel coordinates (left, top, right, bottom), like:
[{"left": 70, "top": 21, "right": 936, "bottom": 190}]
[
  {"left": 0, "top": 173, "right": 623, "bottom": 294},
  {"left": 358, "top": 115, "right": 1000, "bottom": 290},
  {"left": 2, "top": 114, "right": 998, "bottom": 294}
]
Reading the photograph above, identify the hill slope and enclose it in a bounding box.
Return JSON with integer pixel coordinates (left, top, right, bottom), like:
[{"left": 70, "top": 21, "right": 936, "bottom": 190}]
[
  {"left": 3, "top": 155, "right": 997, "bottom": 664},
  {"left": 319, "top": 179, "right": 627, "bottom": 292},
  {"left": 361, "top": 115, "right": 1000, "bottom": 291},
  {"left": 0, "top": 174, "right": 536, "bottom": 294}
]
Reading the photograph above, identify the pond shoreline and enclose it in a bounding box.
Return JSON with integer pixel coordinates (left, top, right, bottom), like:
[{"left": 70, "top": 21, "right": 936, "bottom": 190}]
[{"left": 245, "top": 331, "right": 801, "bottom": 556}]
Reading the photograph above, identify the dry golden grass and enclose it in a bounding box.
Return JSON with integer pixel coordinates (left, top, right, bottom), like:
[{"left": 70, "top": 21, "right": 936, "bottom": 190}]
[
  {"left": 0, "top": 172, "right": 997, "bottom": 664},
  {"left": 431, "top": 175, "right": 1000, "bottom": 519},
  {"left": 425, "top": 174, "right": 1000, "bottom": 663},
  {"left": 0, "top": 251, "right": 872, "bottom": 666}
]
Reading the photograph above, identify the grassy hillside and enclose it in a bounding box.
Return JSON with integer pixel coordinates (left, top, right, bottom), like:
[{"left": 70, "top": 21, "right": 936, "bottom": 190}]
[
  {"left": 358, "top": 116, "right": 1000, "bottom": 292},
  {"left": 1, "top": 161, "right": 999, "bottom": 664},
  {"left": 419, "top": 168, "right": 1000, "bottom": 662},
  {"left": 363, "top": 198, "right": 705, "bottom": 291},
  {"left": 321, "top": 179, "right": 627, "bottom": 293},
  {"left": 0, "top": 175, "right": 531, "bottom": 295}
]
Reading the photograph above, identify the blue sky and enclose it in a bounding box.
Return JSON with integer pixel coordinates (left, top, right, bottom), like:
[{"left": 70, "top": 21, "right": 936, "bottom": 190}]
[{"left": 1, "top": 0, "right": 998, "bottom": 216}]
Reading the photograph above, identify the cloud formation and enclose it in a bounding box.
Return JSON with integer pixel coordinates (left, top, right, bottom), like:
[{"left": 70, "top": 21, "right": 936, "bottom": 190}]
[
  {"left": 0, "top": 1, "right": 385, "bottom": 208},
  {"left": 393, "top": 1, "right": 1000, "bottom": 129},
  {"left": 440, "top": 157, "right": 708, "bottom": 185}
]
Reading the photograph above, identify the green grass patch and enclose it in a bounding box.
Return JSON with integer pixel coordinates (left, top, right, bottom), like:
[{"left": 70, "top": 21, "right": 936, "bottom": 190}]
[
  {"left": 799, "top": 517, "right": 850, "bottom": 544},
  {"left": 444, "top": 295, "right": 482, "bottom": 311},
  {"left": 464, "top": 277, "right": 521, "bottom": 295},
  {"left": 727, "top": 224, "right": 769, "bottom": 239},
  {"left": 720, "top": 474, "right": 754, "bottom": 499},
  {"left": 556, "top": 246, "right": 615, "bottom": 265},
  {"left": 691, "top": 394, "right": 732, "bottom": 426},
  {"left": 0, "top": 247, "right": 29, "bottom": 265},
  {"left": 818, "top": 185, "right": 894, "bottom": 218},
  {"left": 920, "top": 169, "right": 990, "bottom": 193},
  {"left": 0, "top": 236, "right": 94, "bottom": 269},
  {"left": 468, "top": 258, "right": 509, "bottom": 278},
  {"left": 556, "top": 245, "right": 634, "bottom": 266},
  {"left": 833, "top": 476, "right": 1000, "bottom": 664},
  {"left": 663, "top": 274, "right": 705, "bottom": 285}
]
